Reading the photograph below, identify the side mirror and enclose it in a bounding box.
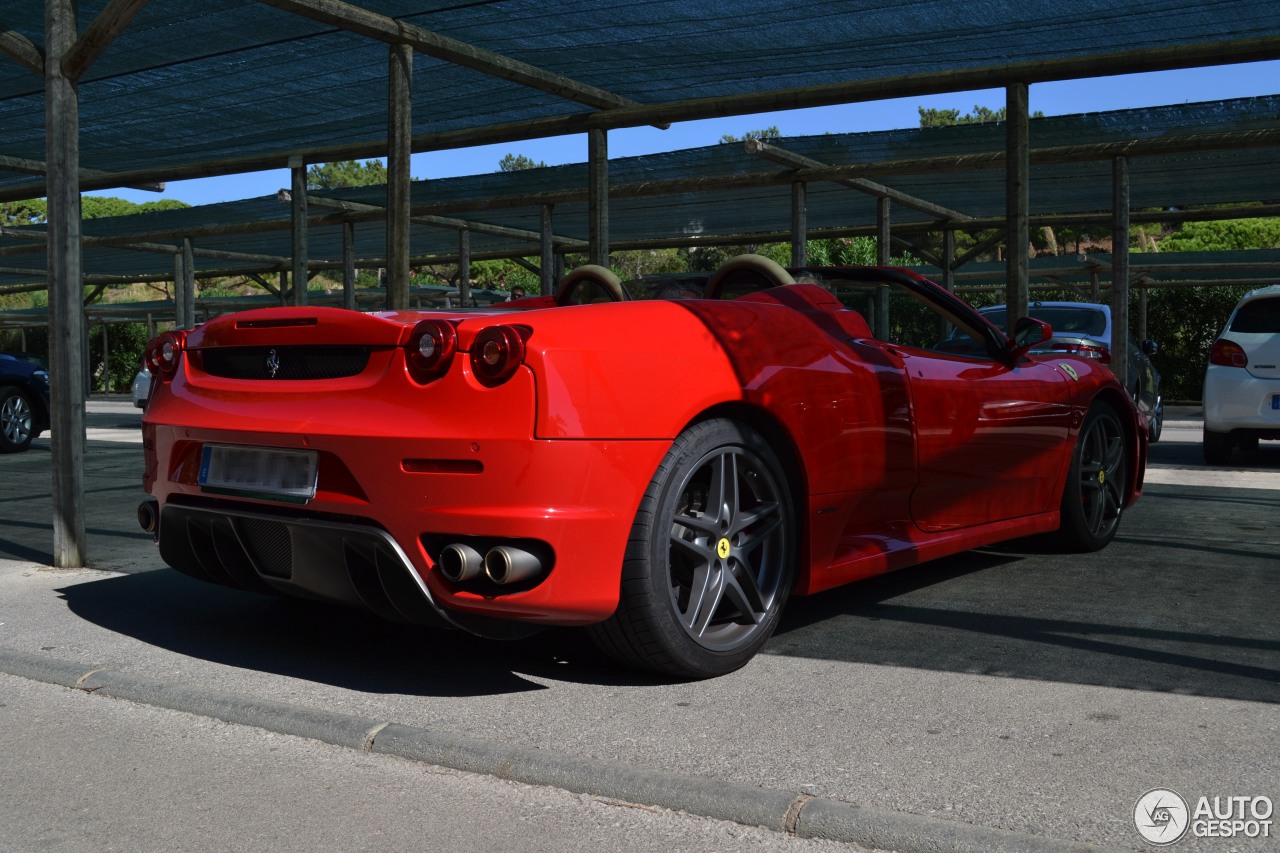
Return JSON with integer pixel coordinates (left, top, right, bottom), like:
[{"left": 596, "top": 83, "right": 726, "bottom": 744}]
[
  {"left": 1141, "top": 339, "right": 1159, "bottom": 356},
  {"left": 1007, "top": 317, "right": 1053, "bottom": 360}
]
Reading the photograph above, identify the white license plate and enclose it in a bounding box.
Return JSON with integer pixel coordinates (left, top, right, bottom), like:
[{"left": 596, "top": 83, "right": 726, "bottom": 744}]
[{"left": 198, "top": 444, "right": 318, "bottom": 503}]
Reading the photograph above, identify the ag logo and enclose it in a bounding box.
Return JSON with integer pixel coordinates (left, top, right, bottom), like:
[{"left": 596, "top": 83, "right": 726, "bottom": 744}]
[
  {"left": 1135, "top": 788, "right": 1190, "bottom": 845},
  {"left": 1059, "top": 362, "right": 1079, "bottom": 381}
]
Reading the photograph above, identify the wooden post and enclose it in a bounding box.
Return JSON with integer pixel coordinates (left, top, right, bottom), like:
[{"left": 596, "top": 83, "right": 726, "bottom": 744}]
[
  {"left": 588, "top": 128, "right": 608, "bottom": 267},
  {"left": 457, "top": 228, "right": 471, "bottom": 305},
  {"left": 1111, "top": 155, "right": 1131, "bottom": 391},
  {"left": 290, "top": 156, "right": 309, "bottom": 306},
  {"left": 791, "top": 181, "right": 807, "bottom": 268},
  {"left": 46, "top": 0, "right": 87, "bottom": 566},
  {"left": 942, "top": 229, "right": 956, "bottom": 293},
  {"left": 876, "top": 197, "right": 891, "bottom": 265},
  {"left": 182, "top": 237, "right": 196, "bottom": 329},
  {"left": 1005, "top": 83, "right": 1031, "bottom": 326},
  {"left": 342, "top": 221, "right": 356, "bottom": 310},
  {"left": 386, "top": 43, "right": 412, "bottom": 310},
  {"left": 101, "top": 323, "right": 109, "bottom": 393},
  {"left": 172, "top": 254, "right": 186, "bottom": 329},
  {"left": 540, "top": 204, "right": 555, "bottom": 296}
]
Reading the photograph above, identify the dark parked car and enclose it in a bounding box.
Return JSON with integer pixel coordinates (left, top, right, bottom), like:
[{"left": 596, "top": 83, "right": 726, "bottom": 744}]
[{"left": 0, "top": 353, "right": 51, "bottom": 453}]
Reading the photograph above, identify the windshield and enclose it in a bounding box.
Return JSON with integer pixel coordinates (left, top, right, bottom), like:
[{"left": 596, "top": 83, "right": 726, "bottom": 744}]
[{"left": 982, "top": 306, "right": 1107, "bottom": 337}]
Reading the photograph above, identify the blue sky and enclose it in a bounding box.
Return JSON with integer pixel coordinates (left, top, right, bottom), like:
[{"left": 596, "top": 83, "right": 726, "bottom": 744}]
[{"left": 95, "top": 60, "right": 1280, "bottom": 207}]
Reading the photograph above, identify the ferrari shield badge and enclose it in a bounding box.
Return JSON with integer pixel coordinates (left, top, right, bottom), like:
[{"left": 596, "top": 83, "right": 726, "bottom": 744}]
[{"left": 1059, "top": 363, "right": 1079, "bottom": 381}]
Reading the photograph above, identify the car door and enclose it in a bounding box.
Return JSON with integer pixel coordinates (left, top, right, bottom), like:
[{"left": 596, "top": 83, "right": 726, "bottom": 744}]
[{"left": 847, "top": 278, "right": 1075, "bottom": 533}]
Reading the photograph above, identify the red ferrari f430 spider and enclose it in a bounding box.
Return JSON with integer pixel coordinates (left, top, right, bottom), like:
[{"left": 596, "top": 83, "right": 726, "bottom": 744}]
[{"left": 139, "top": 256, "right": 1145, "bottom": 677}]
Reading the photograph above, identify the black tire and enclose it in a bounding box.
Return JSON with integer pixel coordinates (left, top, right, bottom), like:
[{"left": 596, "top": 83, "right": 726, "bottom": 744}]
[
  {"left": 1202, "top": 428, "right": 1232, "bottom": 465},
  {"left": 0, "top": 386, "right": 35, "bottom": 453},
  {"left": 588, "top": 419, "right": 796, "bottom": 678},
  {"left": 1055, "top": 403, "right": 1127, "bottom": 552}
]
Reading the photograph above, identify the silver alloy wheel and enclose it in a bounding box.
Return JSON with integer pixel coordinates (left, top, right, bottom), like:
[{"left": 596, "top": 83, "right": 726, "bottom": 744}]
[{"left": 1, "top": 390, "right": 33, "bottom": 448}]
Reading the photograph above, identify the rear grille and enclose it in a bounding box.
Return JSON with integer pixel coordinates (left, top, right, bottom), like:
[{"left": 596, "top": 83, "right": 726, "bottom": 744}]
[
  {"left": 199, "top": 346, "right": 370, "bottom": 380},
  {"left": 236, "top": 517, "right": 293, "bottom": 579}
]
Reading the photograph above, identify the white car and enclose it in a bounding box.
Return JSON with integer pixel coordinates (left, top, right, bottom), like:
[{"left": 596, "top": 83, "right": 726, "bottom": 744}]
[
  {"left": 1202, "top": 284, "right": 1280, "bottom": 464},
  {"left": 131, "top": 366, "right": 151, "bottom": 409}
]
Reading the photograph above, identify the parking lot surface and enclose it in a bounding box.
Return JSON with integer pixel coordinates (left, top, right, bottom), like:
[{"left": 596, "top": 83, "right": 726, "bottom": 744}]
[{"left": 1, "top": 401, "right": 1277, "bottom": 851}]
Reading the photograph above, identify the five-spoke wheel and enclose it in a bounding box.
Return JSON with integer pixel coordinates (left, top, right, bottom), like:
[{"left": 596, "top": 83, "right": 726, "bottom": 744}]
[
  {"left": 0, "top": 387, "right": 35, "bottom": 453},
  {"left": 1056, "top": 403, "right": 1127, "bottom": 551},
  {"left": 589, "top": 419, "right": 795, "bottom": 678}
]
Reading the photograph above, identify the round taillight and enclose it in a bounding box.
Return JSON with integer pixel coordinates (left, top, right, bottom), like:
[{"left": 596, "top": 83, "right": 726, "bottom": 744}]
[
  {"left": 145, "top": 330, "right": 186, "bottom": 380},
  {"left": 470, "top": 325, "right": 526, "bottom": 387},
  {"left": 1209, "top": 338, "right": 1248, "bottom": 368},
  {"left": 406, "top": 319, "right": 457, "bottom": 383}
]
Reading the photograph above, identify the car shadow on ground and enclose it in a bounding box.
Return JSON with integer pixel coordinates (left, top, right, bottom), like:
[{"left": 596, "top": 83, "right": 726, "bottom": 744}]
[
  {"left": 771, "top": 486, "right": 1280, "bottom": 705},
  {"left": 55, "top": 569, "right": 642, "bottom": 697}
]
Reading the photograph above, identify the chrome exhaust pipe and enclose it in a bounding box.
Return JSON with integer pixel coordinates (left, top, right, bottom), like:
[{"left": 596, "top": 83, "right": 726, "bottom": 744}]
[
  {"left": 137, "top": 499, "right": 159, "bottom": 538},
  {"left": 483, "top": 545, "right": 542, "bottom": 585},
  {"left": 438, "top": 543, "right": 485, "bottom": 583}
]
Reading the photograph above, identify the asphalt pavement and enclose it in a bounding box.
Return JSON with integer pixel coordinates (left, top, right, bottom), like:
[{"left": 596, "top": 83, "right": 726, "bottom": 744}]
[{"left": 1, "top": 400, "right": 1277, "bottom": 852}]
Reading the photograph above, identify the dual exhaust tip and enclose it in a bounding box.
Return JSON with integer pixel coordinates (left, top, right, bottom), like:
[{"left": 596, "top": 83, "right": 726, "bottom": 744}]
[{"left": 438, "top": 542, "right": 542, "bottom": 586}]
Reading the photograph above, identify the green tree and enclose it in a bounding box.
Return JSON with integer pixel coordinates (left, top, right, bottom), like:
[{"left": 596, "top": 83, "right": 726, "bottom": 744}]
[
  {"left": 2, "top": 199, "right": 47, "bottom": 225},
  {"left": 307, "top": 159, "right": 388, "bottom": 189},
  {"left": 1156, "top": 218, "right": 1280, "bottom": 252},
  {"left": 917, "top": 105, "right": 1044, "bottom": 127},
  {"left": 719, "top": 126, "right": 781, "bottom": 144},
  {"left": 498, "top": 153, "right": 547, "bottom": 172}
]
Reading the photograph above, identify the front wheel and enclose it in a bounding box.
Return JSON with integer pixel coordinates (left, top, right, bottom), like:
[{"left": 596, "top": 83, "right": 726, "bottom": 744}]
[
  {"left": 0, "top": 386, "right": 35, "bottom": 453},
  {"left": 589, "top": 419, "right": 796, "bottom": 678},
  {"left": 1055, "top": 403, "right": 1127, "bottom": 552}
]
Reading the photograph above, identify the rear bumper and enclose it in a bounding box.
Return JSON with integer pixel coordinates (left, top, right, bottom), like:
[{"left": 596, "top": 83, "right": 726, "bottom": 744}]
[
  {"left": 1204, "top": 367, "right": 1280, "bottom": 432},
  {"left": 146, "top": 423, "right": 668, "bottom": 627}
]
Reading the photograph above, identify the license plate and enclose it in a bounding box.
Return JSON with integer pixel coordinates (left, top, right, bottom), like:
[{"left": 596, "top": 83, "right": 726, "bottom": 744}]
[
  {"left": 1273, "top": 394, "right": 1279, "bottom": 411},
  {"left": 198, "top": 444, "right": 318, "bottom": 503}
]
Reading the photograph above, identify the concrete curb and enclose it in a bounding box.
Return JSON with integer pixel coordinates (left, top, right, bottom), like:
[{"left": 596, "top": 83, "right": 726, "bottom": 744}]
[{"left": 0, "top": 647, "right": 1122, "bottom": 853}]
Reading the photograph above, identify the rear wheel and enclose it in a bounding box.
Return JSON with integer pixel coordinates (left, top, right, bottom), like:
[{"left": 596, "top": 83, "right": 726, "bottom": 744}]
[
  {"left": 589, "top": 419, "right": 796, "bottom": 678},
  {"left": 1055, "top": 402, "right": 1127, "bottom": 552},
  {"left": 0, "top": 386, "right": 35, "bottom": 453},
  {"left": 1202, "top": 428, "right": 1233, "bottom": 465}
]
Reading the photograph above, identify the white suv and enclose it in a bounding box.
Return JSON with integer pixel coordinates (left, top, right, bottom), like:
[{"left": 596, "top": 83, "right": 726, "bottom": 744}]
[{"left": 1202, "top": 284, "right": 1280, "bottom": 464}]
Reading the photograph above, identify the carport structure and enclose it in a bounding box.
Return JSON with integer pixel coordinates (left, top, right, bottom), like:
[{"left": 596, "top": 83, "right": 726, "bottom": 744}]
[{"left": 3, "top": 0, "right": 1280, "bottom": 566}]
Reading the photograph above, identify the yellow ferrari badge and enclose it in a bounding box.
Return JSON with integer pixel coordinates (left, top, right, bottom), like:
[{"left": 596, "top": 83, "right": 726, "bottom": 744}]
[{"left": 1059, "top": 363, "right": 1079, "bottom": 381}]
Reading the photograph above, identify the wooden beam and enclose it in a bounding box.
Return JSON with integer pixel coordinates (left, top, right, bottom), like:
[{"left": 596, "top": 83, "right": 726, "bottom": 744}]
[
  {"left": 0, "top": 19, "right": 44, "bottom": 75},
  {"left": 62, "top": 0, "right": 152, "bottom": 81},
  {"left": 457, "top": 228, "right": 471, "bottom": 305},
  {"left": 255, "top": 0, "right": 657, "bottom": 118},
  {"left": 301, "top": 192, "right": 578, "bottom": 244},
  {"left": 0, "top": 153, "right": 164, "bottom": 192},
  {"left": 745, "top": 139, "right": 973, "bottom": 222}
]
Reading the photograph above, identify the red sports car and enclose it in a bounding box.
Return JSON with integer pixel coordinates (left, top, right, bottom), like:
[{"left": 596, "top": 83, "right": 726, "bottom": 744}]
[{"left": 139, "top": 255, "right": 1146, "bottom": 678}]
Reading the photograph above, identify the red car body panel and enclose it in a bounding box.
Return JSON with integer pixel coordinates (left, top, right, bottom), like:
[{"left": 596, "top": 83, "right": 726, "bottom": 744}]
[{"left": 142, "top": 272, "right": 1145, "bottom": 630}]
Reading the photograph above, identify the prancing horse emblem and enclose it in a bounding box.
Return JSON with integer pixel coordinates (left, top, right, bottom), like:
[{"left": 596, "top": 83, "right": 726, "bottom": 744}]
[{"left": 266, "top": 348, "right": 281, "bottom": 378}]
